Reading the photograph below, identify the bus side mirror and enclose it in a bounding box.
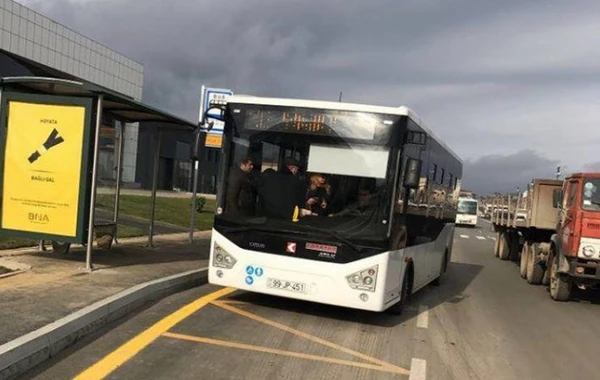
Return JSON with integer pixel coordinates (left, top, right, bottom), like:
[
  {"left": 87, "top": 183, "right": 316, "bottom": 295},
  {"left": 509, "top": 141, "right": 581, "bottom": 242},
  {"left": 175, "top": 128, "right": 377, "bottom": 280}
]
[
  {"left": 190, "top": 128, "right": 207, "bottom": 161},
  {"left": 553, "top": 188, "right": 563, "bottom": 208},
  {"left": 203, "top": 105, "right": 225, "bottom": 124},
  {"left": 404, "top": 158, "right": 421, "bottom": 189}
]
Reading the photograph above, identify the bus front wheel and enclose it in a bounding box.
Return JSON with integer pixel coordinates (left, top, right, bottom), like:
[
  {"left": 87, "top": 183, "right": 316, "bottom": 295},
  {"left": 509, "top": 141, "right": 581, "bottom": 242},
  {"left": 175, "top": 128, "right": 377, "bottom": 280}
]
[{"left": 387, "top": 265, "right": 413, "bottom": 315}]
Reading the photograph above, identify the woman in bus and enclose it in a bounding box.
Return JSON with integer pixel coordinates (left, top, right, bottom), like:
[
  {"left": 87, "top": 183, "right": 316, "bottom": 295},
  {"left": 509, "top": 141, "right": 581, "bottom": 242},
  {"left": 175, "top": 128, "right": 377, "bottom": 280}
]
[{"left": 305, "top": 173, "right": 332, "bottom": 216}]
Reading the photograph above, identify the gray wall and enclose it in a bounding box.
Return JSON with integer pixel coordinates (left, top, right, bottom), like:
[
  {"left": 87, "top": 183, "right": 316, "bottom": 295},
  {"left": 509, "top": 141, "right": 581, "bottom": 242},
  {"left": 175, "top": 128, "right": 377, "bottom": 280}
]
[
  {"left": 0, "top": 0, "right": 144, "bottom": 186},
  {"left": 0, "top": 0, "right": 143, "bottom": 99}
]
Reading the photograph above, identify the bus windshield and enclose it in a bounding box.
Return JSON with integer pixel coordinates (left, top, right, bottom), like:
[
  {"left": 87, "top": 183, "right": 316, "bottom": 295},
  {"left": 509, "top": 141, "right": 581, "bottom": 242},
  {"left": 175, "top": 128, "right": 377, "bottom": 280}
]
[
  {"left": 214, "top": 104, "right": 400, "bottom": 247},
  {"left": 457, "top": 199, "right": 478, "bottom": 215}
]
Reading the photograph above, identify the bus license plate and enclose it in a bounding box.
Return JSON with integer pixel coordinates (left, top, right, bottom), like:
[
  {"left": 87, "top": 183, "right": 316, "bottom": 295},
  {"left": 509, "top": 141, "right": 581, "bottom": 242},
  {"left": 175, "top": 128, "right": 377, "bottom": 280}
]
[{"left": 266, "top": 278, "right": 307, "bottom": 294}]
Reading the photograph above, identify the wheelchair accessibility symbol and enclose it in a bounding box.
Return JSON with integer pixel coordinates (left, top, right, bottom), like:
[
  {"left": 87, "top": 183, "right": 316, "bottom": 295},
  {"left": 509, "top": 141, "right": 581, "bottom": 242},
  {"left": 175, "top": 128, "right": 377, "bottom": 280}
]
[{"left": 244, "top": 265, "right": 264, "bottom": 285}]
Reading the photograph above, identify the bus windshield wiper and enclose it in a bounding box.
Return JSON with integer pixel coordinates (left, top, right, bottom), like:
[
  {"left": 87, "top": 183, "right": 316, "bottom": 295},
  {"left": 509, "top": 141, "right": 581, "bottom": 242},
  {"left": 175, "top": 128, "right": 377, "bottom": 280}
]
[{"left": 222, "top": 225, "right": 310, "bottom": 236}]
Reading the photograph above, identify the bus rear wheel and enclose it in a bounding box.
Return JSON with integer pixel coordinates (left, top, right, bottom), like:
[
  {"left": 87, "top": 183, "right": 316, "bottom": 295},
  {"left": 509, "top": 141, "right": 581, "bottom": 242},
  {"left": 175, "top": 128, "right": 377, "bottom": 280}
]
[{"left": 432, "top": 250, "right": 449, "bottom": 286}]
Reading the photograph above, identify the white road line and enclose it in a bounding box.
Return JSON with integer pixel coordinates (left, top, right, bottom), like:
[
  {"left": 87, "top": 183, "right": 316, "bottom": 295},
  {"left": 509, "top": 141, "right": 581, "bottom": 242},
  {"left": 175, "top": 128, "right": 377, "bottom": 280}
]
[
  {"left": 417, "top": 305, "right": 429, "bottom": 329},
  {"left": 476, "top": 236, "right": 486, "bottom": 240},
  {"left": 460, "top": 234, "right": 469, "bottom": 239},
  {"left": 409, "top": 358, "right": 427, "bottom": 380}
]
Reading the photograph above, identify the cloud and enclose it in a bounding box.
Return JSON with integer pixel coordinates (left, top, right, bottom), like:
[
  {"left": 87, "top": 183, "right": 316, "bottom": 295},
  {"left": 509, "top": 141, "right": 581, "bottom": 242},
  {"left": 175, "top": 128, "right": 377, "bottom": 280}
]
[
  {"left": 16, "top": 0, "right": 600, "bottom": 193},
  {"left": 462, "top": 150, "right": 559, "bottom": 195},
  {"left": 584, "top": 162, "right": 600, "bottom": 172}
]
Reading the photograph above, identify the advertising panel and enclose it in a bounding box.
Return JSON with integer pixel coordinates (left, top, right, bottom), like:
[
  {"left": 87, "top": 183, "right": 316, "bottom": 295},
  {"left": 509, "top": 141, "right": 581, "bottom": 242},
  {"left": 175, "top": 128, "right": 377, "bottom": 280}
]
[{"left": 0, "top": 92, "right": 93, "bottom": 242}]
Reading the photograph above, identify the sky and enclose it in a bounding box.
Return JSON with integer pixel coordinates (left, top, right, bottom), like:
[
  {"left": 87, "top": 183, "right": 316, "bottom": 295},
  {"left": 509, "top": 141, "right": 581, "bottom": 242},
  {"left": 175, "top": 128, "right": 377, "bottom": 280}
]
[{"left": 17, "top": 0, "right": 600, "bottom": 195}]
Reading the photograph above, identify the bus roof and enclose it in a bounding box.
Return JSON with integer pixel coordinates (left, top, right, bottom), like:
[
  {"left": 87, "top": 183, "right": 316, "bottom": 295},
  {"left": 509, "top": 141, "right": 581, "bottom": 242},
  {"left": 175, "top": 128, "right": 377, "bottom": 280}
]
[{"left": 226, "top": 95, "right": 463, "bottom": 164}]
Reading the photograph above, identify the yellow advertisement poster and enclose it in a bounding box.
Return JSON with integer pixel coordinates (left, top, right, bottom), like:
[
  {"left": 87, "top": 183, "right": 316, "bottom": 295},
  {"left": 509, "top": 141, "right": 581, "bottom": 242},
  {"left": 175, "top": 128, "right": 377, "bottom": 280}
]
[{"left": 1, "top": 101, "right": 86, "bottom": 237}]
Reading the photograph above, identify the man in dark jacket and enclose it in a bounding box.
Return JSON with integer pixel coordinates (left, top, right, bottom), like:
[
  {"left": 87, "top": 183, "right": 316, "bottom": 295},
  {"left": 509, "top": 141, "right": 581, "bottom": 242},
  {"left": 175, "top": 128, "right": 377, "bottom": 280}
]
[
  {"left": 225, "top": 158, "right": 256, "bottom": 216},
  {"left": 256, "top": 157, "right": 308, "bottom": 220}
]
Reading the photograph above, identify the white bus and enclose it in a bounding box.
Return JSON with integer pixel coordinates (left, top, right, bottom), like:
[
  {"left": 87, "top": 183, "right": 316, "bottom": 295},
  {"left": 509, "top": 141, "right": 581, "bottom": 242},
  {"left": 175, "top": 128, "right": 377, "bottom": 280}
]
[
  {"left": 206, "top": 95, "right": 463, "bottom": 314},
  {"left": 455, "top": 197, "right": 478, "bottom": 227}
]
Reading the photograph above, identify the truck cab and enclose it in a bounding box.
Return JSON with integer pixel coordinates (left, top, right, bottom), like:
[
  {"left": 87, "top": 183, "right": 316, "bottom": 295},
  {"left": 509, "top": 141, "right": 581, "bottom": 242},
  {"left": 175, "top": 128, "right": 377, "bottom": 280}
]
[{"left": 550, "top": 173, "right": 600, "bottom": 300}]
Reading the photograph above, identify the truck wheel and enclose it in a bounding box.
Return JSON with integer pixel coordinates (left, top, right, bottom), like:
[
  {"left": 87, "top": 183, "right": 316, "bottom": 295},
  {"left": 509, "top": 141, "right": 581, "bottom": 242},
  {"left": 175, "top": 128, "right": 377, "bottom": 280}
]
[
  {"left": 494, "top": 231, "right": 501, "bottom": 257},
  {"left": 520, "top": 242, "right": 530, "bottom": 279},
  {"left": 526, "top": 243, "right": 544, "bottom": 285},
  {"left": 542, "top": 246, "right": 554, "bottom": 286},
  {"left": 509, "top": 233, "right": 520, "bottom": 261},
  {"left": 498, "top": 232, "right": 510, "bottom": 260},
  {"left": 542, "top": 264, "right": 551, "bottom": 286},
  {"left": 549, "top": 253, "right": 572, "bottom": 301}
]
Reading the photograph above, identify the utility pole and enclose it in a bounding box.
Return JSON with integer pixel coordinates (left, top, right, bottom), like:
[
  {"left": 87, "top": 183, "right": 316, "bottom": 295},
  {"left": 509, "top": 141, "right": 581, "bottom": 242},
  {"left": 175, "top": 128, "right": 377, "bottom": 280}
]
[{"left": 338, "top": 92, "right": 343, "bottom": 102}]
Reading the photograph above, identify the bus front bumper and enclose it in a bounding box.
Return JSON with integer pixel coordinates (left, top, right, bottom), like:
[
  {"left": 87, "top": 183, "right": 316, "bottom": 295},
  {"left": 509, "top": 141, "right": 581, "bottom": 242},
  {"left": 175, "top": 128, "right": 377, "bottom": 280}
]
[{"left": 207, "top": 231, "right": 394, "bottom": 312}]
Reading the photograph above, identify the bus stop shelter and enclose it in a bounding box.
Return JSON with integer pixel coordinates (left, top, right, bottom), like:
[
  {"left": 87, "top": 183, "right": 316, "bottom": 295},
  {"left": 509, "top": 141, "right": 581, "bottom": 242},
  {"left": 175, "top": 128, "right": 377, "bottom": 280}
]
[{"left": 0, "top": 76, "right": 198, "bottom": 272}]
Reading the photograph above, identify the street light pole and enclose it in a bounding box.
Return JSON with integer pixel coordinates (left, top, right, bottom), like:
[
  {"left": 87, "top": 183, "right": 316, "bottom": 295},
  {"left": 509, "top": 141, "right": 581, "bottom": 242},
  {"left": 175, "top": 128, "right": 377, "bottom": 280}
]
[{"left": 189, "top": 85, "right": 206, "bottom": 243}]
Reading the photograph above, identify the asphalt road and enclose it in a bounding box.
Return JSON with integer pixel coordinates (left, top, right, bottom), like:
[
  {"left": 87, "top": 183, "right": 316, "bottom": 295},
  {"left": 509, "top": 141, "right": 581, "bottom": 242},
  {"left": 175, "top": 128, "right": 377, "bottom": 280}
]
[{"left": 19, "top": 219, "right": 600, "bottom": 380}]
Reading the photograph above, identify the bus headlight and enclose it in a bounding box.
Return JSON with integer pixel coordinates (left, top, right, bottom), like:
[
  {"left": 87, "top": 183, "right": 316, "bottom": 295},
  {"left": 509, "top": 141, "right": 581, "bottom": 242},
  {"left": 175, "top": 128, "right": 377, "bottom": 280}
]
[
  {"left": 213, "top": 243, "right": 237, "bottom": 269},
  {"left": 346, "top": 265, "right": 378, "bottom": 292}
]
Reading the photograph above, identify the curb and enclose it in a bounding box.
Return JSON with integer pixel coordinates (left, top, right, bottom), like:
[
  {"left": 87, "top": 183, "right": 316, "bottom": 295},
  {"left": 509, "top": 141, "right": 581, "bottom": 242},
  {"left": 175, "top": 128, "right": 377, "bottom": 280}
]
[{"left": 0, "top": 268, "right": 209, "bottom": 380}]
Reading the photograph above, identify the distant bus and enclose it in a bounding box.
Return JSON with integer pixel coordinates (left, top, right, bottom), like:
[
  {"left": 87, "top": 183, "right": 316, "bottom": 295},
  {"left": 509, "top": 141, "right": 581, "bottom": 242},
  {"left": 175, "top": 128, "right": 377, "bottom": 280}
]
[
  {"left": 455, "top": 197, "right": 478, "bottom": 227},
  {"left": 206, "top": 95, "right": 462, "bottom": 314}
]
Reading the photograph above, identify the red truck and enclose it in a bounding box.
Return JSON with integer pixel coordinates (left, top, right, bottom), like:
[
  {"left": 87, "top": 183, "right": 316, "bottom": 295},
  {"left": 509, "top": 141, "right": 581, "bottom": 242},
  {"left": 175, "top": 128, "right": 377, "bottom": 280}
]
[
  {"left": 491, "top": 173, "right": 600, "bottom": 301},
  {"left": 549, "top": 172, "right": 600, "bottom": 300}
]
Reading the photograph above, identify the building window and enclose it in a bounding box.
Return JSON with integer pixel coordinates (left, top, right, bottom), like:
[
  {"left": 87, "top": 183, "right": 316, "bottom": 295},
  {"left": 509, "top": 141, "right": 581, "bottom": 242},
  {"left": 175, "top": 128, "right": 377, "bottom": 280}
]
[{"left": 173, "top": 161, "right": 192, "bottom": 192}]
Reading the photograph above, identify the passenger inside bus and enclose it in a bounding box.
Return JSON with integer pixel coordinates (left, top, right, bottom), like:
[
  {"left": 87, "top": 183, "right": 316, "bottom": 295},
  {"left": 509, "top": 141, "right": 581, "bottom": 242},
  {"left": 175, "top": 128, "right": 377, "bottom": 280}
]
[
  {"left": 305, "top": 173, "right": 332, "bottom": 216},
  {"left": 329, "top": 181, "right": 378, "bottom": 217},
  {"left": 224, "top": 157, "right": 256, "bottom": 216},
  {"left": 222, "top": 148, "right": 384, "bottom": 227},
  {"left": 254, "top": 157, "right": 307, "bottom": 219}
]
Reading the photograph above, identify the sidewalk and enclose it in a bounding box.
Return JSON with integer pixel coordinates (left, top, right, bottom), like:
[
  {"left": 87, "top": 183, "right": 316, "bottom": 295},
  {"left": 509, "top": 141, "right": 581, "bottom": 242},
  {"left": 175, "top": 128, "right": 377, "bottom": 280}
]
[{"left": 0, "top": 231, "right": 211, "bottom": 346}]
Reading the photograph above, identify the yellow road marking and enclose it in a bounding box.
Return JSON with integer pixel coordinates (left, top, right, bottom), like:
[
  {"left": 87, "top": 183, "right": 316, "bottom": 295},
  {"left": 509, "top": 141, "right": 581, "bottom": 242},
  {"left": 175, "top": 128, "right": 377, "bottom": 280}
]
[
  {"left": 74, "top": 287, "right": 236, "bottom": 380},
  {"left": 162, "top": 332, "right": 409, "bottom": 376},
  {"left": 211, "top": 300, "right": 409, "bottom": 374}
]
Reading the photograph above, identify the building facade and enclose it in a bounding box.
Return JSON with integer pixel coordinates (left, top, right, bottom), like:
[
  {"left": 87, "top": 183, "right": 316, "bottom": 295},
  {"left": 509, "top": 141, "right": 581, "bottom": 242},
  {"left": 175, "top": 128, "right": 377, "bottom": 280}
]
[
  {"left": 0, "top": 0, "right": 144, "bottom": 186},
  {"left": 135, "top": 125, "right": 221, "bottom": 194}
]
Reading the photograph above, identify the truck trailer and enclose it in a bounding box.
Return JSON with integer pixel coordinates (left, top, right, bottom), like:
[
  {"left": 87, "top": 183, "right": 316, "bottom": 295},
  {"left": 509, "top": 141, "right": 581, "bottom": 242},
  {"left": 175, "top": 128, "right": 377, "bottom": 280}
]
[{"left": 491, "top": 179, "right": 561, "bottom": 282}]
